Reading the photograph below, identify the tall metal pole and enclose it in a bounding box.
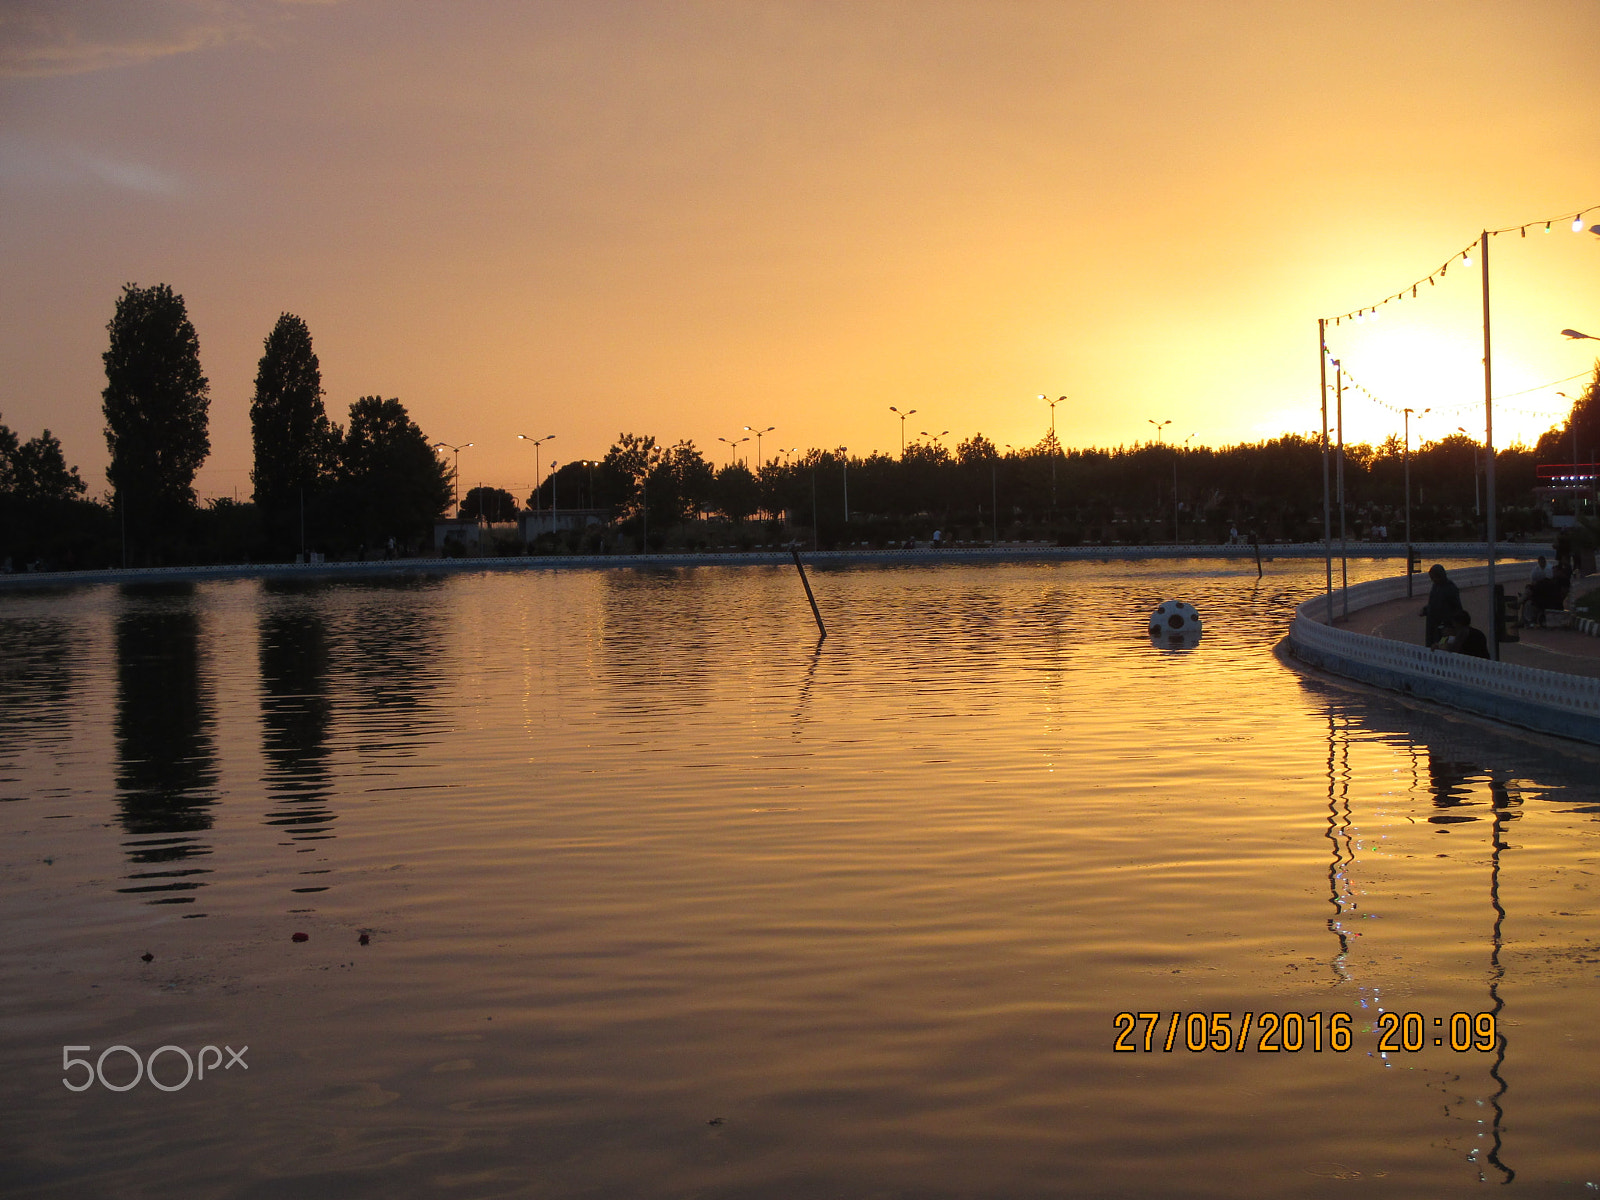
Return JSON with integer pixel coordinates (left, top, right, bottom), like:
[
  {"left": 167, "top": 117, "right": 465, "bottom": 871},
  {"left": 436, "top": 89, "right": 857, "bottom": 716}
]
[
  {"left": 1319, "top": 319, "right": 1333, "bottom": 622},
  {"left": 1482, "top": 230, "right": 1498, "bottom": 660},
  {"left": 992, "top": 461, "right": 999, "bottom": 543},
  {"left": 1337, "top": 364, "right": 1348, "bottom": 617},
  {"left": 1404, "top": 409, "right": 1413, "bottom": 598}
]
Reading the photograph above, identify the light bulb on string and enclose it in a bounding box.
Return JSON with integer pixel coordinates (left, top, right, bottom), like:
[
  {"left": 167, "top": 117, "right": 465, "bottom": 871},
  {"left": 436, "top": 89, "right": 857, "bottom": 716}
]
[
  {"left": 1575, "top": 217, "right": 1586, "bottom": 232},
  {"left": 1546, "top": 221, "right": 1553, "bottom": 232},
  {"left": 1369, "top": 307, "right": 1379, "bottom": 321},
  {"left": 1462, "top": 251, "right": 1472, "bottom": 267}
]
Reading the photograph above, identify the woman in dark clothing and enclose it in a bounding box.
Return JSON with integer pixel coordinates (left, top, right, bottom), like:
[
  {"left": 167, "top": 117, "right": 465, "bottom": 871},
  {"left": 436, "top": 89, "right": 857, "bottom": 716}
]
[{"left": 1421, "top": 563, "right": 1463, "bottom": 648}]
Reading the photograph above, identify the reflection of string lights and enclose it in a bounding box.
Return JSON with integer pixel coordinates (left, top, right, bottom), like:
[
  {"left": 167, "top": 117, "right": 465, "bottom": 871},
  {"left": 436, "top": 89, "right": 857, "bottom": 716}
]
[{"left": 1326, "top": 204, "right": 1599, "bottom": 325}]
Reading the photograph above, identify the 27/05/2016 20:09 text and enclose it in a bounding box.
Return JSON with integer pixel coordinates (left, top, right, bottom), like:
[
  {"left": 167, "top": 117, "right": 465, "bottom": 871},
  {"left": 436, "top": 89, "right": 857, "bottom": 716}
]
[{"left": 1113, "top": 1012, "right": 1499, "bottom": 1054}]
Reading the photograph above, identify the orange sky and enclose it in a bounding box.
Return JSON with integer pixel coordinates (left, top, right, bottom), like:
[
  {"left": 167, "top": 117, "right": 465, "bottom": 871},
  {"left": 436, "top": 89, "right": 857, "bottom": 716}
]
[{"left": 1, "top": 0, "right": 1596, "bottom": 502}]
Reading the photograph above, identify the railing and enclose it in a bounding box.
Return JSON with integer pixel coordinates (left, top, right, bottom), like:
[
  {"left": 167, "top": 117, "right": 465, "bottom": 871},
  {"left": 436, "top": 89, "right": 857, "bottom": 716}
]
[{"left": 1287, "top": 564, "right": 1600, "bottom": 742}]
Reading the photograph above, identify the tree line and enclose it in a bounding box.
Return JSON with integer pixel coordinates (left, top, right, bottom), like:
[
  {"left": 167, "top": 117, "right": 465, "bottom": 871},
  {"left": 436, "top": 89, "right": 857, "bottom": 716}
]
[
  {"left": 3, "top": 283, "right": 450, "bottom": 569},
  {"left": 2, "top": 278, "right": 1596, "bottom": 568}
]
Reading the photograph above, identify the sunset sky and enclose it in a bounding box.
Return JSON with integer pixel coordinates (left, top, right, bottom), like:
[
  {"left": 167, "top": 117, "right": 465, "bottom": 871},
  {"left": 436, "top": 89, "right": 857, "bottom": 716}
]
[{"left": 2, "top": 0, "right": 1597, "bottom": 503}]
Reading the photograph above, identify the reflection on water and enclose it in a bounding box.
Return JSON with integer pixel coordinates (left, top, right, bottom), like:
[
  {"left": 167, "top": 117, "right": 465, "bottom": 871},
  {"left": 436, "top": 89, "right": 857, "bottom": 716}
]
[
  {"left": 1, "top": 560, "right": 1597, "bottom": 1198},
  {"left": 113, "top": 585, "right": 216, "bottom": 905},
  {"left": 258, "top": 587, "right": 335, "bottom": 845}
]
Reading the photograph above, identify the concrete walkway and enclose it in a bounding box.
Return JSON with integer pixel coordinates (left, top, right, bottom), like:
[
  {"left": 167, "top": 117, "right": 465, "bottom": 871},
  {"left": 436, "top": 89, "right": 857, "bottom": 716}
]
[{"left": 1330, "top": 579, "right": 1600, "bottom": 680}]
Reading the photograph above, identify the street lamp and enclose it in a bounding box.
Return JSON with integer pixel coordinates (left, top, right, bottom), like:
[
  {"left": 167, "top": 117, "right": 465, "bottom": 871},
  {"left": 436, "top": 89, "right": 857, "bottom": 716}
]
[
  {"left": 1563, "top": 329, "right": 1599, "bottom": 341},
  {"left": 1038, "top": 395, "right": 1066, "bottom": 514},
  {"left": 718, "top": 435, "right": 749, "bottom": 467},
  {"left": 840, "top": 447, "right": 849, "bottom": 523},
  {"left": 1147, "top": 419, "right": 1171, "bottom": 446},
  {"left": 888, "top": 406, "right": 918, "bottom": 456},
  {"left": 744, "top": 425, "right": 775, "bottom": 466},
  {"left": 432, "top": 441, "right": 473, "bottom": 516},
  {"left": 516, "top": 434, "right": 555, "bottom": 514},
  {"left": 919, "top": 429, "right": 950, "bottom": 447},
  {"left": 1403, "top": 407, "right": 1429, "bottom": 587}
]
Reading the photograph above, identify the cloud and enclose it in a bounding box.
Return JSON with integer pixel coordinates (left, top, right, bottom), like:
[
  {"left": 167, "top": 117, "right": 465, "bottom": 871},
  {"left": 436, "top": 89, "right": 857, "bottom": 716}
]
[
  {"left": 0, "top": 136, "right": 184, "bottom": 197},
  {"left": 0, "top": 0, "right": 330, "bottom": 77}
]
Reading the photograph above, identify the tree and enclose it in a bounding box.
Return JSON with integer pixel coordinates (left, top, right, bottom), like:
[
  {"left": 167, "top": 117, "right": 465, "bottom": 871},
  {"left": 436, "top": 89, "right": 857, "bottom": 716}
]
[
  {"left": 332, "top": 396, "right": 452, "bottom": 547},
  {"left": 0, "top": 416, "right": 17, "bottom": 495},
  {"left": 251, "top": 313, "right": 334, "bottom": 545},
  {"left": 1535, "top": 364, "right": 1600, "bottom": 465},
  {"left": 12, "top": 430, "right": 87, "bottom": 502},
  {"left": 652, "top": 440, "right": 715, "bottom": 522},
  {"left": 712, "top": 462, "right": 761, "bottom": 523},
  {"left": 460, "top": 485, "right": 520, "bottom": 522},
  {"left": 102, "top": 283, "right": 210, "bottom": 523},
  {"left": 599, "top": 433, "right": 659, "bottom": 515}
]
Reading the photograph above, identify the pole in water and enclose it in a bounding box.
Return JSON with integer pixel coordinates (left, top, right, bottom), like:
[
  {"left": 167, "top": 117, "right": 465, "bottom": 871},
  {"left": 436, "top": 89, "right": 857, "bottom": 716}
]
[{"left": 791, "top": 547, "right": 826, "bottom": 640}]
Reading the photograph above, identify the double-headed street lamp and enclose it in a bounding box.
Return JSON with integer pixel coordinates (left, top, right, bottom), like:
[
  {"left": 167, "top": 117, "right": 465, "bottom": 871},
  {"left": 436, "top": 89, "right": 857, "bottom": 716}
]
[
  {"left": 919, "top": 429, "right": 950, "bottom": 448},
  {"left": 744, "top": 425, "right": 775, "bottom": 466},
  {"left": 516, "top": 434, "right": 555, "bottom": 513},
  {"left": 432, "top": 441, "right": 473, "bottom": 516},
  {"left": 1038, "top": 395, "right": 1066, "bottom": 515},
  {"left": 1147, "top": 418, "right": 1171, "bottom": 446},
  {"left": 718, "top": 435, "right": 750, "bottom": 467},
  {"left": 889, "top": 406, "right": 918, "bottom": 456}
]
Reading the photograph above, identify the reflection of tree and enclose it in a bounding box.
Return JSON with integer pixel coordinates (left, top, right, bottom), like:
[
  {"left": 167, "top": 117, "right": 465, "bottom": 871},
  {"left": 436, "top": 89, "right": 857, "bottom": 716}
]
[
  {"left": 326, "top": 577, "right": 449, "bottom": 758},
  {"left": 114, "top": 587, "right": 216, "bottom": 905},
  {"left": 259, "top": 591, "right": 335, "bottom": 842},
  {"left": 0, "top": 615, "right": 80, "bottom": 760}
]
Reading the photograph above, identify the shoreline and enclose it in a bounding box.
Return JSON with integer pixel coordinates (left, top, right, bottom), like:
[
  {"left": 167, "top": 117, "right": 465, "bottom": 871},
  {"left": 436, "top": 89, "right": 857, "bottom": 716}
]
[{"left": 0, "top": 540, "right": 1546, "bottom": 590}]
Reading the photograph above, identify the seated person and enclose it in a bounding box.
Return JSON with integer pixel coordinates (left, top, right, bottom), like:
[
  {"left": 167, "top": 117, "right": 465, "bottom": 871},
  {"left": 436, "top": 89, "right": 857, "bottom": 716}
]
[{"left": 1437, "top": 610, "right": 1489, "bottom": 658}]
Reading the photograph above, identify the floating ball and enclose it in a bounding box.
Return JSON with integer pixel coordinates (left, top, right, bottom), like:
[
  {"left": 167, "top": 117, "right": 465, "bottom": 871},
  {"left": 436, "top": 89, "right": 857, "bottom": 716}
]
[{"left": 1148, "top": 600, "right": 1202, "bottom": 650}]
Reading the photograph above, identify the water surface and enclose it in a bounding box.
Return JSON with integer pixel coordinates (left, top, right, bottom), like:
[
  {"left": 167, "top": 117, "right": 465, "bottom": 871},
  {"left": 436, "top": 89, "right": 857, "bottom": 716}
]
[{"left": 2, "top": 560, "right": 1597, "bottom": 1197}]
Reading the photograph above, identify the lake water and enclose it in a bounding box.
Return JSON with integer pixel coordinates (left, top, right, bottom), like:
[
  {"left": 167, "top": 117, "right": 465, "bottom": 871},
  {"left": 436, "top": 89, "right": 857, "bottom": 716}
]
[{"left": 2, "top": 559, "right": 1598, "bottom": 1198}]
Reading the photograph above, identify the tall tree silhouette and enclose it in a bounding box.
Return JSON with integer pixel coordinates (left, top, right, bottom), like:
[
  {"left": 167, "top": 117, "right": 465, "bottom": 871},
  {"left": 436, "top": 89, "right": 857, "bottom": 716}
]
[
  {"left": 331, "top": 396, "right": 452, "bottom": 547},
  {"left": 251, "top": 313, "right": 333, "bottom": 553},
  {"left": 101, "top": 283, "right": 210, "bottom": 557}
]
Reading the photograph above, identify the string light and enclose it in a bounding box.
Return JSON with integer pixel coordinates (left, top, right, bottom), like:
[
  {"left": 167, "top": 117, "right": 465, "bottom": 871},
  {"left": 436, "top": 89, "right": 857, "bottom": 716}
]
[{"left": 1324, "top": 204, "right": 1596, "bottom": 324}]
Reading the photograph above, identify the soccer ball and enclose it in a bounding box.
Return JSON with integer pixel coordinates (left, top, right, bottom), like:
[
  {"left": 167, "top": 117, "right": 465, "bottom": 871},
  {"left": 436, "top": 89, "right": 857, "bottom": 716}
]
[{"left": 1149, "top": 600, "right": 1203, "bottom": 649}]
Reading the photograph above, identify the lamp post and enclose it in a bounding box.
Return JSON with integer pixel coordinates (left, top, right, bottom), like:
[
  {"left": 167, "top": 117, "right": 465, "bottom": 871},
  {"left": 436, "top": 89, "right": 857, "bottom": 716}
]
[
  {"left": 1175, "top": 433, "right": 1195, "bottom": 544},
  {"left": 1458, "top": 427, "right": 1480, "bottom": 517},
  {"left": 1147, "top": 420, "right": 1171, "bottom": 539},
  {"left": 918, "top": 429, "right": 950, "bottom": 447},
  {"left": 744, "top": 425, "right": 775, "bottom": 466},
  {"left": 1402, "top": 407, "right": 1428, "bottom": 596},
  {"left": 1561, "top": 329, "right": 1598, "bottom": 340},
  {"left": 516, "top": 434, "right": 555, "bottom": 515},
  {"left": 1555, "top": 394, "right": 1578, "bottom": 465},
  {"left": 718, "top": 436, "right": 749, "bottom": 467},
  {"left": 432, "top": 442, "right": 473, "bottom": 516},
  {"left": 1038, "top": 395, "right": 1065, "bottom": 515},
  {"left": 888, "top": 406, "right": 917, "bottom": 456},
  {"left": 840, "top": 447, "right": 849, "bottom": 524}
]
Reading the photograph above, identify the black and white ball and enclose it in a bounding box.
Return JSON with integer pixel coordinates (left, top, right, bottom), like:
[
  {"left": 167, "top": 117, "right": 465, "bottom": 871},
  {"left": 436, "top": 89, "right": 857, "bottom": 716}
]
[{"left": 1149, "top": 600, "right": 1202, "bottom": 649}]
